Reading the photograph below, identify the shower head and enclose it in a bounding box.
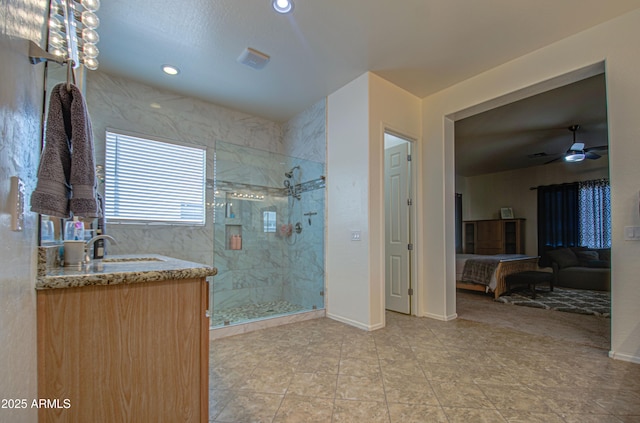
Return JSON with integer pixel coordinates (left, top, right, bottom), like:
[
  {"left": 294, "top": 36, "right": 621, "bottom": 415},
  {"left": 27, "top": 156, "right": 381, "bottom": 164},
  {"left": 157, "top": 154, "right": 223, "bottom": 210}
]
[{"left": 284, "top": 165, "right": 300, "bottom": 179}]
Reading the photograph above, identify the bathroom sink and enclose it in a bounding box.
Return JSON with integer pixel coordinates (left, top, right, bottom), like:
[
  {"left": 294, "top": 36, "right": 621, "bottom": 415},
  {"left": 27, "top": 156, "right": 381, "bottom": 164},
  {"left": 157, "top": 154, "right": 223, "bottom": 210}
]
[{"left": 102, "top": 257, "right": 163, "bottom": 263}]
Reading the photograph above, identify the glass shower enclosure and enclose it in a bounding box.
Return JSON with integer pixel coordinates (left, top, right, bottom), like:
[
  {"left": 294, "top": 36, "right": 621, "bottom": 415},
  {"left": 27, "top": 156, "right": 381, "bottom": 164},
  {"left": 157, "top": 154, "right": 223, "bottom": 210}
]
[{"left": 212, "top": 141, "right": 325, "bottom": 327}]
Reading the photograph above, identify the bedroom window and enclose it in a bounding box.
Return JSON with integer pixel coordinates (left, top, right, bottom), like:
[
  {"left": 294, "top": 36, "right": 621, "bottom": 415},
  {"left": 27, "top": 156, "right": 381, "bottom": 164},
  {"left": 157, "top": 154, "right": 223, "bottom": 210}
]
[
  {"left": 578, "top": 179, "right": 611, "bottom": 249},
  {"left": 105, "top": 130, "right": 206, "bottom": 225},
  {"left": 537, "top": 178, "right": 611, "bottom": 257}
]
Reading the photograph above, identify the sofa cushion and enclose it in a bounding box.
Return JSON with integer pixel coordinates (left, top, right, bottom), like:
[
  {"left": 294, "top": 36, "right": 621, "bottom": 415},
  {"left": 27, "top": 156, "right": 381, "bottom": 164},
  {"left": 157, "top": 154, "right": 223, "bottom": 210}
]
[
  {"left": 557, "top": 266, "right": 610, "bottom": 291},
  {"left": 597, "top": 249, "right": 611, "bottom": 262},
  {"left": 588, "top": 260, "right": 610, "bottom": 268},
  {"left": 576, "top": 250, "right": 600, "bottom": 266},
  {"left": 547, "top": 248, "right": 580, "bottom": 269}
]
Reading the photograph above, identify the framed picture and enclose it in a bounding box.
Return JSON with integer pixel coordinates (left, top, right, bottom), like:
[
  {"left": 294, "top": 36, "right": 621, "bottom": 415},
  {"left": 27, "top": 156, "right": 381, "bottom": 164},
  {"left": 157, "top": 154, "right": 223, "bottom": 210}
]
[{"left": 500, "top": 207, "right": 514, "bottom": 219}]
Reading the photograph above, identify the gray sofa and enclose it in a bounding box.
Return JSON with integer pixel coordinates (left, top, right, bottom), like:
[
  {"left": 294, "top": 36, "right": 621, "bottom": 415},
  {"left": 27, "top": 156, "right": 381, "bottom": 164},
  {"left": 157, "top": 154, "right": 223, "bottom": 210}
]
[{"left": 546, "top": 247, "right": 610, "bottom": 291}]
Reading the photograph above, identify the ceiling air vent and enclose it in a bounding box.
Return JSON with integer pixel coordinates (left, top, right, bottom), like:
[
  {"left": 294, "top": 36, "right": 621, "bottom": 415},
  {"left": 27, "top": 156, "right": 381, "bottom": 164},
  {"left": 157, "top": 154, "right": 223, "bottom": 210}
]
[{"left": 237, "top": 47, "right": 270, "bottom": 70}]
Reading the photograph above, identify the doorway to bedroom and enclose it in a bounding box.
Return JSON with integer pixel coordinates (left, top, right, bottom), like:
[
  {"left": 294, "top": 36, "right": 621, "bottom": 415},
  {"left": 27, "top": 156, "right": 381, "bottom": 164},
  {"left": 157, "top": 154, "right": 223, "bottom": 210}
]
[{"left": 452, "top": 67, "right": 611, "bottom": 348}]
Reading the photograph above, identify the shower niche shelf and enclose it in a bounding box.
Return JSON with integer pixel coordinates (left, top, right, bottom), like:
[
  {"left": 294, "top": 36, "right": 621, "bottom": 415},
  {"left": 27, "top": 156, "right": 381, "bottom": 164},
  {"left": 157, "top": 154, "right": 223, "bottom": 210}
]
[{"left": 225, "top": 224, "right": 242, "bottom": 250}]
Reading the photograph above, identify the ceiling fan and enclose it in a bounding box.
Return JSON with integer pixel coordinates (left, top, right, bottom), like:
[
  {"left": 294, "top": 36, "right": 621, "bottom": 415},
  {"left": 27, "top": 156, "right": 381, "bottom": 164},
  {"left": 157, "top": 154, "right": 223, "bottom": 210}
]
[{"left": 544, "top": 125, "right": 608, "bottom": 164}]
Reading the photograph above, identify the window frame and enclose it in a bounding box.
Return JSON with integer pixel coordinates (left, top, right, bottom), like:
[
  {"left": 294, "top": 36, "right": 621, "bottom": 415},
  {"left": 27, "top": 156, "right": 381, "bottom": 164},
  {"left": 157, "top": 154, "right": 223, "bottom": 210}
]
[{"left": 104, "top": 129, "right": 207, "bottom": 226}]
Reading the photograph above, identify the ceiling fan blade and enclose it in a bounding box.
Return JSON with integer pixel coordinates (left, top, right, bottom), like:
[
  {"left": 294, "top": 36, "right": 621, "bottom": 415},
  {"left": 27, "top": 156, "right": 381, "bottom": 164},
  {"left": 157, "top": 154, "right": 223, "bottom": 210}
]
[
  {"left": 544, "top": 156, "right": 563, "bottom": 165},
  {"left": 570, "top": 142, "right": 585, "bottom": 150},
  {"left": 584, "top": 145, "right": 608, "bottom": 152},
  {"left": 585, "top": 151, "right": 601, "bottom": 160}
]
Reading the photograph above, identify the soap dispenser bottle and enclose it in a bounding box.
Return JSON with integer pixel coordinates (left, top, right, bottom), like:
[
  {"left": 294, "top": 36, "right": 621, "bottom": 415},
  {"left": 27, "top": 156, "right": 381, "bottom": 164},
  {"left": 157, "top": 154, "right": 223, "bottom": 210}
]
[{"left": 93, "top": 194, "right": 106, "bottom": 259}]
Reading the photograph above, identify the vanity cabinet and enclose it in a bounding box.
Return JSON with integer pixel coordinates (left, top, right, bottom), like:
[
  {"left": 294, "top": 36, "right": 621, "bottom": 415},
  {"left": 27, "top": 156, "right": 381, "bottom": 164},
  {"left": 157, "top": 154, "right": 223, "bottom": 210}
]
[
  {"left": 37, "top": 277, "right": 209, "bottom": 422},
  {"left": 463, "top": 219, "right": 525, "bottom": 255}
]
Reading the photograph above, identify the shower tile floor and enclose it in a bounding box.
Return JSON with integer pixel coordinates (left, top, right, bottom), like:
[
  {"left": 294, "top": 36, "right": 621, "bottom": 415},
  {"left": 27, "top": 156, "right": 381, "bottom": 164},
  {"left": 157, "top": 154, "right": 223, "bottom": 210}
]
[{"left": 211, "top": 300, "right": 308, "bottom": 327}]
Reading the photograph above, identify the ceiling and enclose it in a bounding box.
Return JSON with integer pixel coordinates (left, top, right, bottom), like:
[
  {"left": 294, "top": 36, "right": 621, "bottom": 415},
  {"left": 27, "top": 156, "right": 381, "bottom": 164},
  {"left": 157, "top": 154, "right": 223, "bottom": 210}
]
[
  {"left": 96, "top": 0, "right": 640, "bottom": 123},
  {"left": 455, "top": 73, "right": 609, "bottom": 177}
]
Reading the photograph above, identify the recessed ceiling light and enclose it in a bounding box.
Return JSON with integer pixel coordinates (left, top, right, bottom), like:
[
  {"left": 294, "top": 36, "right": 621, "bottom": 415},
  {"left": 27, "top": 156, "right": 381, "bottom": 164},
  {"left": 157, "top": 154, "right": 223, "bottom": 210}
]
[
  {"left": 162, "top": 64, "right": 180, "bottom": 75},
  {"left": 272, "top": 0, "right": 293, "bottom": 14}
]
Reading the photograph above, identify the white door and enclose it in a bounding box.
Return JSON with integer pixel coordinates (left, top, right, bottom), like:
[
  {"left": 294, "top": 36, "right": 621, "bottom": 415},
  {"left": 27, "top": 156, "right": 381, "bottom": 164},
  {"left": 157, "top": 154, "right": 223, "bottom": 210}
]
[{"left": 385, "top": 140, "right": 411, "bottom": 314}]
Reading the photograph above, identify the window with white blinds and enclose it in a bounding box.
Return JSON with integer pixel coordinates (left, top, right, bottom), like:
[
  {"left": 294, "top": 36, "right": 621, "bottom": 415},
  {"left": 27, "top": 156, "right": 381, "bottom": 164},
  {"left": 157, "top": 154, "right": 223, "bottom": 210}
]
[{"left": 105, "top": 131, "right": 206, "bottom": 225}]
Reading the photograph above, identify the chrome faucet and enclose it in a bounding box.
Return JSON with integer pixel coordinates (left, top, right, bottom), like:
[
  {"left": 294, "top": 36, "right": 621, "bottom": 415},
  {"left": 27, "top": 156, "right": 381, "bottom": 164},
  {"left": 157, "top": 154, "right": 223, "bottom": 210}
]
[{"left": 84, "top": 235, "right": 118, "bottom": 262}]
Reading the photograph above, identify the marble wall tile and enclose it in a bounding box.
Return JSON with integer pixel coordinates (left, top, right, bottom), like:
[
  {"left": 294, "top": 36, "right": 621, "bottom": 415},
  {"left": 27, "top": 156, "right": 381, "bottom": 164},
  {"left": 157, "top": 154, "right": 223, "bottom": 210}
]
[
  {"left": 283, "top": 98, "right": 326, "bottom": 163},
  {"left": 84, "top": 71, "right": 326, "bottom": 323},
  {"left": 213, "top": 139, "right": 325, "bottom": 315}
]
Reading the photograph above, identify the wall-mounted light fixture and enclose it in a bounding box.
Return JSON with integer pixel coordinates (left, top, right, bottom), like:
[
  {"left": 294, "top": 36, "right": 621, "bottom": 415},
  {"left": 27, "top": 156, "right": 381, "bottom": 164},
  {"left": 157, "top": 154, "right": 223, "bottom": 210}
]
[{"left": 48, "top": 0, "right": 101, "bottom": 70}]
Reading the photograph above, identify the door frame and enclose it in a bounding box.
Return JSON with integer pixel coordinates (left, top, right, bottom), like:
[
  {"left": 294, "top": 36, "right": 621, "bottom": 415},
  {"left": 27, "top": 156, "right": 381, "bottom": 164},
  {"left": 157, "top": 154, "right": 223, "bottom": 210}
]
[{"left": 383, "top": 128, "right": 418, "bottom": 315}]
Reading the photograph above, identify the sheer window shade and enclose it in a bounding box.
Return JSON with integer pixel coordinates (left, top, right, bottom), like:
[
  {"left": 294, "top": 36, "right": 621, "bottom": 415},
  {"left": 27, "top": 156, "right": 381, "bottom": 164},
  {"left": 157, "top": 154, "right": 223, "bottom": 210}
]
[{"left": 105, "top": 131, "right": 206, "bottom": 225}]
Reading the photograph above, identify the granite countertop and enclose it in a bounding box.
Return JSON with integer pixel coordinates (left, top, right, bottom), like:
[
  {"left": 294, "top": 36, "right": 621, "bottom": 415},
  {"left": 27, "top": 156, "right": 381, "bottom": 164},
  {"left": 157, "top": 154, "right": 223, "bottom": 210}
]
[{"left": 36, "top": 252, "right": 217, "bottom": 290}]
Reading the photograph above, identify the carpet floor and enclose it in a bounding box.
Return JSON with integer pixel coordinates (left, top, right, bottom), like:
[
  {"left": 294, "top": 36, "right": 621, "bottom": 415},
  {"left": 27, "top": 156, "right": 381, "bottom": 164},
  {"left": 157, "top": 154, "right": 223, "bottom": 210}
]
[
  {"left": 495, "top": 287, "right": 610, "bottom": 317},
  {"left": 456, "top": 290, "right": 610, "bottom": 350}
]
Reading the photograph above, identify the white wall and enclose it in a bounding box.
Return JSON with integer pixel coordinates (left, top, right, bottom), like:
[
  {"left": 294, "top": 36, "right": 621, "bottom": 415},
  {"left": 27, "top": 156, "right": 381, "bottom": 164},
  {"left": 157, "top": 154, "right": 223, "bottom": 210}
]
[
  {"left": 0, "top": 1, "right": 47, "bottom": 421},
  {"left": 461, "top": 160, "right": 609, "bottom": 255},
  {"left": 327, "top": 74, "right": 371, "bottom": 329},
  {"left": 421, "top": 9, "right": 640, "bottom": 363},
  {"left": 369, "top": 74, "right": 421, "bottom": 324},
  {"left": 326, "top": 73, "right": 420, "bottom": 330}
]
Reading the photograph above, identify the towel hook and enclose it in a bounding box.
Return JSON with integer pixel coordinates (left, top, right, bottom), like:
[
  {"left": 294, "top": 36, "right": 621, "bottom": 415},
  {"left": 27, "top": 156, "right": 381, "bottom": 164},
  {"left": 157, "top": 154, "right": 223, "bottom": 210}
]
[{"left": 65, "top": 59, "right": 76, "bottom": 92}]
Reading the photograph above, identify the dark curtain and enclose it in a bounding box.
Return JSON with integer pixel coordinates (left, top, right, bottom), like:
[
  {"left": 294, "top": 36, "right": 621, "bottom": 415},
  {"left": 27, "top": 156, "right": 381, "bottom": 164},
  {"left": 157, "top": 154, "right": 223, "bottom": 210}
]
[
  {"left": 455, "top": 193, "right": 462, "bottom": 253},
  {"left": 537, "top": 183, "right": 579, "bottom": 266}
]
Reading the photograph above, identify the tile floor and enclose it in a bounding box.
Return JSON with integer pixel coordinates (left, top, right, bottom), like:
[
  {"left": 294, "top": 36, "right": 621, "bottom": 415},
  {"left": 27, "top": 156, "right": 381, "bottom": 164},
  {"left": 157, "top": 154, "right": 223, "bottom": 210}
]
[{"left": 209, "top": 311, "right": 640, "bottom": 422}]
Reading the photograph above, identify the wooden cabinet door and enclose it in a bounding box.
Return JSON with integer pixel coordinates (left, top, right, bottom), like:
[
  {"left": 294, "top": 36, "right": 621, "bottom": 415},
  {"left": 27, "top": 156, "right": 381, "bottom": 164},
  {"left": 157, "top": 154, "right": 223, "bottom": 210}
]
[
  {"left": 476, "top": 220, "right": 503, "bottom": 255},
  {"left": 463, "top": 222, "right": 476, "bottom": 254},
  {"left": 37, "top": 278, "right": 208, "bottom": 423}
]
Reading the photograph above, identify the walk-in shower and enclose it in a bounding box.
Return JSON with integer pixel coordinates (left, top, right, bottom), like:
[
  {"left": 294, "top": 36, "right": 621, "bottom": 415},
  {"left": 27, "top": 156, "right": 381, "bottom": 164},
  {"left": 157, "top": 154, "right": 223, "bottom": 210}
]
[{"left": 212, "top": 141, "right": 325, "bottom": 327}]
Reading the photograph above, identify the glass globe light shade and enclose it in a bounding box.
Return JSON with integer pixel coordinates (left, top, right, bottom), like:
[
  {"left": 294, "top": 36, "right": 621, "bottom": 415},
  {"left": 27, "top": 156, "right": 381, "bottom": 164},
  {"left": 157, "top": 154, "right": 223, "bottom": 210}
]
[
  {"left": 82, "top": 11, "right": 100, "bottom": 29},
  {"left": 83, "top": 43, "right": 99, "bottom": 58},
  {"left": 83, "top": 57, "right": 99, "bottom": 70},
  {"left": 82, "top": 28, "right": 99, "bottom": 44},
  {"left": 81, "top": 0, "right": 100, "bottom": 12}
]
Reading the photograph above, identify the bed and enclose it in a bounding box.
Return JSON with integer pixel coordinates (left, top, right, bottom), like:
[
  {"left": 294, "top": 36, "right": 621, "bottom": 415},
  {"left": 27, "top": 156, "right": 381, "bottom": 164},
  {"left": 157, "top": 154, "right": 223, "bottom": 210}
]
[{"left": 456, "top": 254, "right": 539, "bottom": 298}]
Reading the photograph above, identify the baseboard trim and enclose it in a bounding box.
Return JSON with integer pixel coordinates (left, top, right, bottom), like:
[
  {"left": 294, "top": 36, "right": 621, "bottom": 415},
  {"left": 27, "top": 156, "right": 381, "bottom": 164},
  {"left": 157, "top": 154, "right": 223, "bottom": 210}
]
[
  {"left": 609, "top": 350, "right": 640, "bottom": 364},
  {"left": 422, "top": 312, "right": 458, "bottom": 322},
  {"left": 327, "top": 312, "right": 384, "bottom": 331}
]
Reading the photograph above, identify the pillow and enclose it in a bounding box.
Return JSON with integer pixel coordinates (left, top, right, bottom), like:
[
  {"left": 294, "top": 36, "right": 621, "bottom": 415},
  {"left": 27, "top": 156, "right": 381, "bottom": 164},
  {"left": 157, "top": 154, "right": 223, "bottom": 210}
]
[
  {"left": 588, "top": 260, "right": 610, "bottom": 268},
  {"left": 597, "top": 249, "right": 611, "bottom": 262},
  {"left": 576, "top": 250, "right": 600, "bottom": 266},
  {"left": 547, "top": 248, "right": 580, "bottom": 269}
]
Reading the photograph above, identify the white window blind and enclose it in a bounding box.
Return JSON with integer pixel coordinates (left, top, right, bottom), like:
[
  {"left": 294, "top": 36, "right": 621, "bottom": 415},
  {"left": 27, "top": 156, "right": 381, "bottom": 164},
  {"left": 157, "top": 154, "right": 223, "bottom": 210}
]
[{"left": 105, "top": 131, "right": 206, "bottom": 225}]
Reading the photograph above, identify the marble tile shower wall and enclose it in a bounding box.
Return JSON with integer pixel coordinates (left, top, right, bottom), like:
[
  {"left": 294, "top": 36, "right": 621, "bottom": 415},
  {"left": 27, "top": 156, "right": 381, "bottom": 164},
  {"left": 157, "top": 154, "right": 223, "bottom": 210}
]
[
  {"left": 85, "top": 72, "right": 326, "bottom": 312},
  {"left": 87, "top": 72, "right": 282, "bottom": 269},
  {"left": 212, "top": 194, "right": 288, "bottom": 310},
  {"left": 282, "top": 99, "right": 327, "bottom": 312},
  {"left": 213, "top": 141, "right": 325, "bottom": 313},
  {"left": 283, "top": 99, "right": 326, "bottom": 164},
  {"left": 285, "top": 186, "right": 325, "bottom": 310}
]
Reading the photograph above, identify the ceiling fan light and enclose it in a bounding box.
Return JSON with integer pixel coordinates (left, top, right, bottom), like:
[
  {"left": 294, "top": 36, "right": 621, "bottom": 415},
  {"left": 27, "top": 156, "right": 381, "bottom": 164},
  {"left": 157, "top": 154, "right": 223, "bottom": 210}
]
[{"left": 564, "top": 151, "right": 585, "bottom": 162}]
